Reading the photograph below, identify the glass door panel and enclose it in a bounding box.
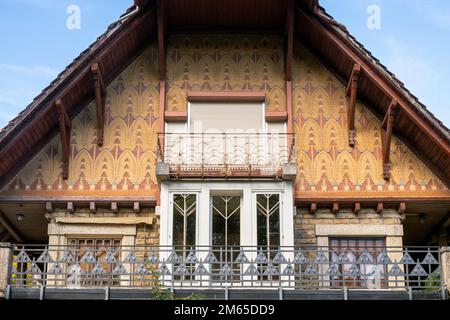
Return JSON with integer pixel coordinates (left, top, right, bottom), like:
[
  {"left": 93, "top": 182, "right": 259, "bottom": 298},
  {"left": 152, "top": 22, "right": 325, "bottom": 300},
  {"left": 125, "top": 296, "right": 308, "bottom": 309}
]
[
  {"left": 211, "top": 195, "right": 241, "bottom": 282},
  {"left": 256, "top": 194, "right": 281, "bottom": 280},
  {"left": 172, "top": 194, "right": 197, "bottom": 279}
]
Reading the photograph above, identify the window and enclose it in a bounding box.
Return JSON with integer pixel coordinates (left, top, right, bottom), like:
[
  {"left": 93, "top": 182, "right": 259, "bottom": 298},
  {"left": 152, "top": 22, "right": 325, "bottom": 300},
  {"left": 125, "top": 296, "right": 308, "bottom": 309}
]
[
  {"left": 172, "top": 194, "right": 197, "bottom": 249},
  {"left": 164, "top": 101, "right": 288, "bottom": 169},
  {"left": 329, "top": 238, "right": 387, "bottom": 289},
  {"left": 67, "top": 238, "right": 121, "bottom": 287},
  {"left": 189, "top": 102, "right": 264, "bottom": 133}
]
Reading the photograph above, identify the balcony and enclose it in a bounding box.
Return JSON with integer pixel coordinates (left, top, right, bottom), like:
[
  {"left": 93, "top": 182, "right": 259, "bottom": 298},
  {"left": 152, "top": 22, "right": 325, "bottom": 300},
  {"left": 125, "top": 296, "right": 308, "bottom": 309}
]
[
  {"left": 156, "top": 133, "right": 296, "bottom": 180},
  {"left": 2, "top": 244, "right": 447, "bottom": 300}
]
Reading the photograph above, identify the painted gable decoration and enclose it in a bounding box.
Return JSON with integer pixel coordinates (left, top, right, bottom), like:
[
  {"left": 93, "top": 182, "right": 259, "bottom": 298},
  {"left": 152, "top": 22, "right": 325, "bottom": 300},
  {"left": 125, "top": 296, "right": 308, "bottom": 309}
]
[{"left": 0, "top": 35, "right": 448, "bottom": 197}]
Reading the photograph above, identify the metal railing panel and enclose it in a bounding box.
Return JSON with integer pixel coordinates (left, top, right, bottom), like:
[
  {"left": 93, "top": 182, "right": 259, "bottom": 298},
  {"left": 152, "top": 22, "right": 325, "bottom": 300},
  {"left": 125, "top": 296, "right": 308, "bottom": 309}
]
[{"left": 8, "top": 245, "right": 442, "bottom": 292}]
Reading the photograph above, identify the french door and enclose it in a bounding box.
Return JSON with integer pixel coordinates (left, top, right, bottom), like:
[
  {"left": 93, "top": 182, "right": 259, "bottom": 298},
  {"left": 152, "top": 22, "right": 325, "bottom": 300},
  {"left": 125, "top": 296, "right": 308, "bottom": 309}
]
[{"left": 161, "top": 181, "right": 295, "bottom": 285}]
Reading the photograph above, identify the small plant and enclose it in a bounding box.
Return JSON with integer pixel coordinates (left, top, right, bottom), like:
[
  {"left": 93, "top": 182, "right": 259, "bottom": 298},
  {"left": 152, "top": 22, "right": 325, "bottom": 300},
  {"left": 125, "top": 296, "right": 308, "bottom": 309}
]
[
  {"left": 147, "top": 262, "right": 206, "bottom": 300},
  {"left": 424, "top": 270, "right": 441, "bottom": 292}
]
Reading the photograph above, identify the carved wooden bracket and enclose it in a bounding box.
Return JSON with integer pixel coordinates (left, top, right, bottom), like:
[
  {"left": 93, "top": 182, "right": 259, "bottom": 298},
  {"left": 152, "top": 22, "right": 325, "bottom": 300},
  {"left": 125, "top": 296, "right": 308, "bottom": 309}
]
[
  {"left": 346, "top": 63, "right": 361, "bottom": 147},
  {"left": 91, "top": 63, "right": 106, "bottom": 146},
  {"left": 381, "top": 100, "right": 398, "bottom": 180},
  {"left": 55, "top": 99, "right": 71, "bottom": 179}
]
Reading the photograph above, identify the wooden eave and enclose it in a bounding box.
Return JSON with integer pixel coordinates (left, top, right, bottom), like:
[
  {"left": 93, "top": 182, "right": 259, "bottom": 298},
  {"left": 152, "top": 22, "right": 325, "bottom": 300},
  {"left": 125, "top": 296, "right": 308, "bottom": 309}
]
[
  {"left": 0, "top": 0, "right": 449, "bottom": 191},
  {"left": 0, "top": 2, "right": 157, "bottom": 188}
]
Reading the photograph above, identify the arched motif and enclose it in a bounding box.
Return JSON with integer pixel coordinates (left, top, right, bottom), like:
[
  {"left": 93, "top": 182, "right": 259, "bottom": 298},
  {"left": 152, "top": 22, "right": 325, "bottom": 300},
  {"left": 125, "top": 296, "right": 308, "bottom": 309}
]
[
  {"left": 292, "top": 87, "right": 309, "bottom": 117},
  {"left": 104, "top": 117, "right": 128, "bottom": 149},
  {"left": 70, "top": 149, "right": 94, "bottom": 187},
  {"left": 312, "top": 151, "right": 334, "bottom": 185},
  {"left": 266, "top": 86, "right": 286, "bottom": 112},
  {"left": 322, "top": 118, "right": 348, "bottom": 151},
  {"left": 128, "top": 117, "right": 152, "bottom": 150},
  {"left": 309, "top": 88, "right": 331, "bottom": 119},
  {"left": 329, "top": 88, "right": 347, "bottom": 120},
  {"left": 357, "top": 151, "right": 380, "bottom": 185},
  {"left": 117, "top": 149, "right": 139, "bottom": 186},
  {"left": 256, "top": 55, "right": 284, "bottom": 89},
  {"left": 217, "top": 55, "right": 239, "bottom": 90},
  {"left": 296, "top": 151, "right": 313, "bottom": 182},
  {"left": 94, "top": 150, "right": 116, "bottom": 186},
  {"left": 356, "top": 118, "right": 380, "bottom": 152},
  {"left": 335, "top": 151, "right": 357, "bottom": 185},
  {"left": 167, "top": 55, "right": 198, "bottom": 88},
  {"left": 297, "top": 119, "right": 322, "bottom": 151},
  {"left": 138, "top": 150, "right": 157, "bottom": 185},
  {"left": 166, "top": 86, "right": 186, "bottom": 112}
]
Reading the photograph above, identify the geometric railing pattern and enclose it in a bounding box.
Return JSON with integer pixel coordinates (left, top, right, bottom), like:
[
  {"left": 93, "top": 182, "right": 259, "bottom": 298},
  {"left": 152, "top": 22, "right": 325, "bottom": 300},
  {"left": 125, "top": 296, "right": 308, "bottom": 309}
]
[
  {"left": 157, "top": 133, "right": 296, "bottom": 177},
  {"left": 9, "top": 245, "right": 442, "bottom": 291}
]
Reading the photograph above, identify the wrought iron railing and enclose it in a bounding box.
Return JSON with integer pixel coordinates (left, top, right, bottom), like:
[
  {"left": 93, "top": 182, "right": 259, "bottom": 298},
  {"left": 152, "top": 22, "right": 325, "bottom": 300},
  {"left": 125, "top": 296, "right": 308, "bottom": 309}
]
[
  {"left": 8, "top": 245, "right": 444, "bottom": 292},
  {"left": 157, "top": 133, "right": 296, "bottom": 177}
]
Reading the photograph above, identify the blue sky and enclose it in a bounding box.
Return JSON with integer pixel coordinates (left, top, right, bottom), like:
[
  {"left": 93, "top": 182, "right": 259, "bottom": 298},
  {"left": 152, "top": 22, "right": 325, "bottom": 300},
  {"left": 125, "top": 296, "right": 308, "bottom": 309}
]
[{"left": 0, "top": 0, "right": 449, "bottom": 129}]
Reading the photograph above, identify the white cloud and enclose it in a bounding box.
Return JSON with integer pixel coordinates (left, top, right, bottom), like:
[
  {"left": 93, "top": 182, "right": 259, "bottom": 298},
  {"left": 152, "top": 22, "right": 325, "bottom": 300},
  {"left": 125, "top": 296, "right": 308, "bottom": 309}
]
[
  {"left": 0, "top": 63, "right": 59, "bottom": 128},
  {"left": 384, "top": 37, "right": 440, "bottom": 94},
  {"left": 0, "top": 64, "right": 59, "bottom": 78}
]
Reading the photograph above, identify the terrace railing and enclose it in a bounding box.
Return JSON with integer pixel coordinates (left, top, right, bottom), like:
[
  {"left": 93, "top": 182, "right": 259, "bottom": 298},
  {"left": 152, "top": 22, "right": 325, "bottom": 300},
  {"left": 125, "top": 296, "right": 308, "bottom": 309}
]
[
  {"left": 157, "top": 133, "right": 296, "bottom": 178},
  {"left": 7, "top": 245, "right": 444, "bottom": 293}
]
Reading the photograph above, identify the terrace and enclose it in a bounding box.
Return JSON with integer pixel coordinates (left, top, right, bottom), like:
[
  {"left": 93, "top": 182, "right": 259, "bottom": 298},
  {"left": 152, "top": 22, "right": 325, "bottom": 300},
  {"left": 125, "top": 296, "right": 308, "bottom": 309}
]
[{"left": 1, "top": 244, "right": 448, "bottom": 300}]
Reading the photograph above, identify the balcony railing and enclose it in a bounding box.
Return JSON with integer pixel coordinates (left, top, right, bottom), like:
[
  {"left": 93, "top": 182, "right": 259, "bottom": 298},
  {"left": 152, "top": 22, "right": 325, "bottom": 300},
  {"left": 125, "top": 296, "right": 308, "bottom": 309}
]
[
  {"left": 157, "top": 133, "right": 296, "bottom": 178},
  {"left": 8, "top": 245, "right": 444, "bottom": 293}
]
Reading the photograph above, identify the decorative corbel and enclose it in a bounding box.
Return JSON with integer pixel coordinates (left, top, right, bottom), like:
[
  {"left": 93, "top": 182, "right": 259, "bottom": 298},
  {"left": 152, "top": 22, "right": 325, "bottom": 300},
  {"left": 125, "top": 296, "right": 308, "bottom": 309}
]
[
  {"left": 91, "top": 63, "right": 106, "bottom": 146},
  {"left": 381, "top": 100, "right": 398, "bottom": 180},
  {"left": 346, "top": 63, "right": 361, "bottom": 147},
  {"left": 55, "top": 99, "right": 71, "bottom": 179}
]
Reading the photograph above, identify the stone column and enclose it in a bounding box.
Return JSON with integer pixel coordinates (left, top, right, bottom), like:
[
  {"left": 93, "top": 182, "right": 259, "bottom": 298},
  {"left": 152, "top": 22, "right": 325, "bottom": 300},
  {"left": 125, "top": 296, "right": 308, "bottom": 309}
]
[
  {"left": 440, "top": 247, "right": 450, "bottom": 294},
  {"left": 0, "top": 243, "right": 13, "bottom": 299}
]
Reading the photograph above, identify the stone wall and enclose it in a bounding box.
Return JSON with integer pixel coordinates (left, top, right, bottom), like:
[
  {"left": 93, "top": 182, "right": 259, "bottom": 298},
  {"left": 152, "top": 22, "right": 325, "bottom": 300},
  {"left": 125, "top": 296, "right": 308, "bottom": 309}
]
[
  {"left": 294, "top": 208, "right": 404, "bottom": 247},
  {"left": 46, "top": 207, "right": 159, "bottom": 249},
  {"left": 0, "top": 243, "right": 12, "bottom": 299}
]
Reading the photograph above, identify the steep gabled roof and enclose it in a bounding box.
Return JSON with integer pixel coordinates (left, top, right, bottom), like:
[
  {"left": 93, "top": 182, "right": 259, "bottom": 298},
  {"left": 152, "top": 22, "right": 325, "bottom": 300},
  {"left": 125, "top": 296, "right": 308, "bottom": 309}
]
[{"left": 0, "top": 0, "right": 449, "bottom": 188}]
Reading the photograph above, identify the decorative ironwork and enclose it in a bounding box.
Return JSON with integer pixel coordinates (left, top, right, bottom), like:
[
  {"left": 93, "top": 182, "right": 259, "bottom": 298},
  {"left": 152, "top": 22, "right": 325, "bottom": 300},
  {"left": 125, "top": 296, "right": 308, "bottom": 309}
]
[
  {"left": 157, "top": 133, "right": 296, "bottom": 178},
  {"left": 8, "top": 245, "right": 443, "bottom": 292}
]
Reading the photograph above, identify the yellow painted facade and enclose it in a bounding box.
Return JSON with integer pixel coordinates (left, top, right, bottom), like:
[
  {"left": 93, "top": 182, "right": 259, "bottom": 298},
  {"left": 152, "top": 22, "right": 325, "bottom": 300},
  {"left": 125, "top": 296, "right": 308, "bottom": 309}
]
[{"left": 1, "top": 35, "right": 448, "bottom": 197}]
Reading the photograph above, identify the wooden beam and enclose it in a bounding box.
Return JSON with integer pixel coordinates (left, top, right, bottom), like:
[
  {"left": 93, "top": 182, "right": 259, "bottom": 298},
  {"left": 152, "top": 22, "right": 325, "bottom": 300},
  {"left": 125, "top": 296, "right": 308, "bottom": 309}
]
[
  {"left": 91, "top": 63, "right": 106, "bottom": 146},
  {"left": 354, "top": 202, "right": 361, "bottom": 215},
  {"left": 286, "top": 0, "right": 295, "bottom": 81},
  {"left": 187, "top": 91, "right": 266, "bottom": 102},
  {"left": 346, "top": 63, "right": 361, "bottom": 147},
  {"left": 381, "top": 100, "right": 398, "bottom": 180},
  {"left": 286, "top": 81, "right": 294, "bottom": 151},
  {"left": 0, "top": 210, "right": 24, "bottom": 243},
  {"left": 45, "top": 202, "right": 53, "bottom": 213},
  {"left": 376, "top": 202, "right": 384, "bottom": 214},
  {"left": 157, "top": 0, "right": 166, "bottom": 81},
  {"left": 332, "top": 202, "right": 339, "bottom": 214},
  {"left": 0, "top": 195, "right": 158, "bottom": 205},
  {"left": 398, "top": 202, "right": 406, "bottom": 214},
  {"left": 0, "top": 231, "right": 11, "bottom": 242},
  {"left": 55, "top": 99, "right": 71, "bottom": 179}
]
